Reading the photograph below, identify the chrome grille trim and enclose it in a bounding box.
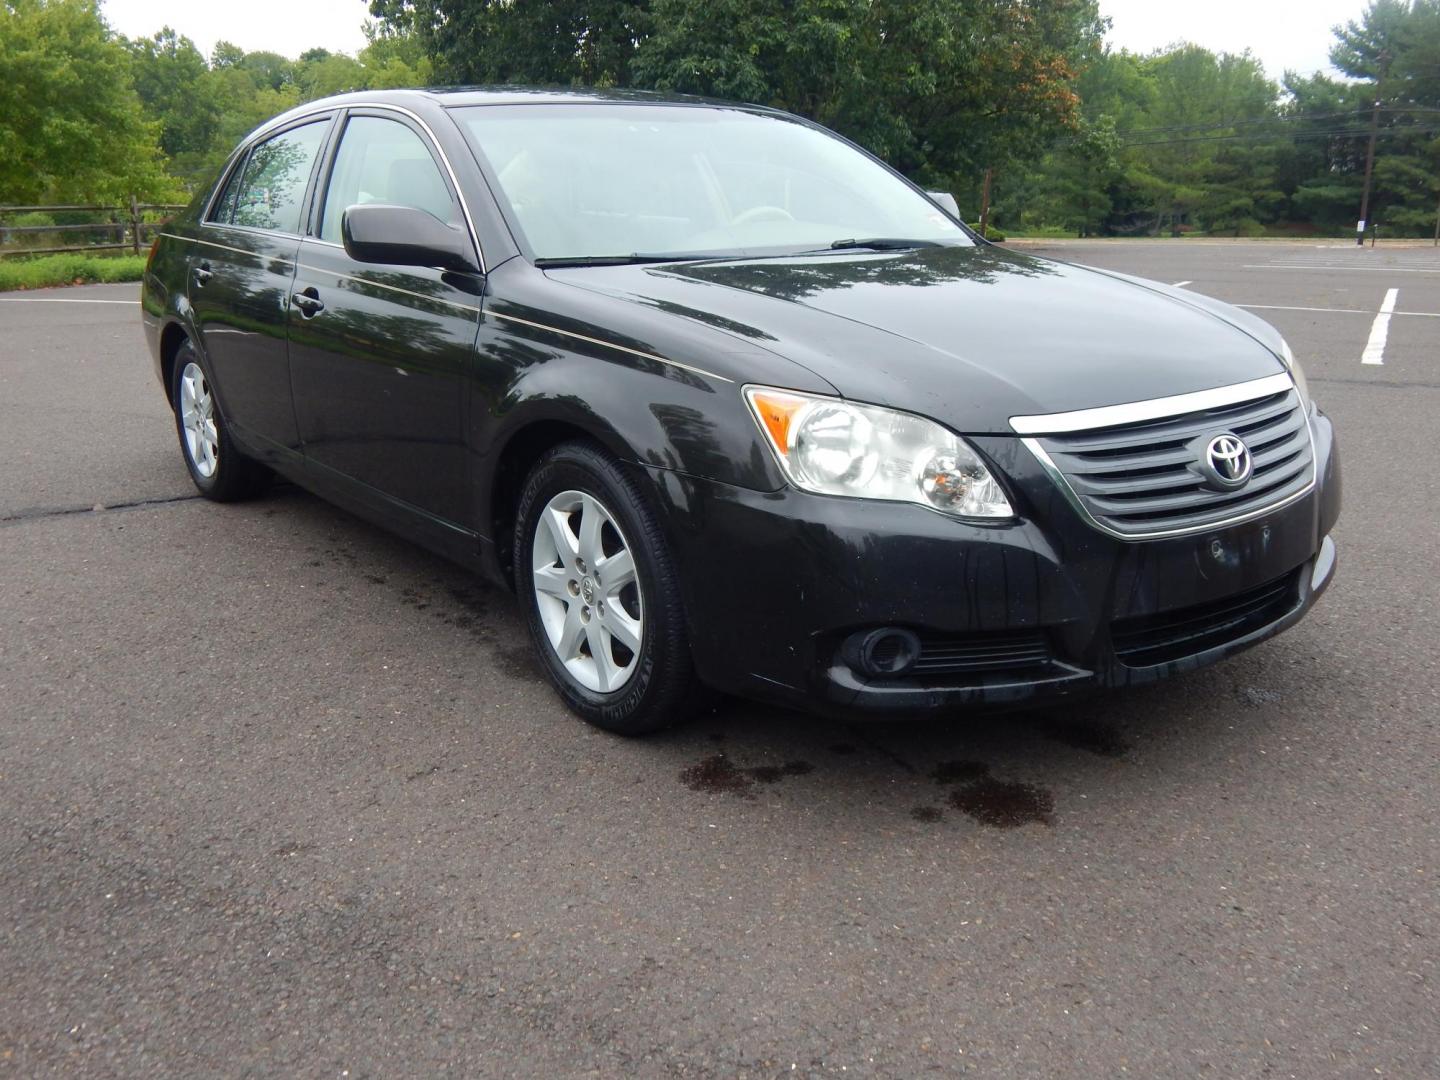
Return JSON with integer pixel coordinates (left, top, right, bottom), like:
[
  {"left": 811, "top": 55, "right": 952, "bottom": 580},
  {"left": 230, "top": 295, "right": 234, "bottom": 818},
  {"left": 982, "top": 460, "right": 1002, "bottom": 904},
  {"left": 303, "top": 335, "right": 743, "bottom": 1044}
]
[
  {"left": 1019, "top": 379, "right": 1316, "bottom": 541},
  {"left": 1009, "top": 373, "right": 1294, "bottom": 435}
]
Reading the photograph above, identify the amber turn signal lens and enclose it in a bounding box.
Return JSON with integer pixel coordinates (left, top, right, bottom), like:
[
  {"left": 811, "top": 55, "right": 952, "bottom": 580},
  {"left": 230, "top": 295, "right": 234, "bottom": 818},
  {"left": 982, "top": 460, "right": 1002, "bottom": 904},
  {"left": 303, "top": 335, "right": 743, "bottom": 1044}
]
[{"left": 747, "top": 389, "right": 809, "bottom": 456}]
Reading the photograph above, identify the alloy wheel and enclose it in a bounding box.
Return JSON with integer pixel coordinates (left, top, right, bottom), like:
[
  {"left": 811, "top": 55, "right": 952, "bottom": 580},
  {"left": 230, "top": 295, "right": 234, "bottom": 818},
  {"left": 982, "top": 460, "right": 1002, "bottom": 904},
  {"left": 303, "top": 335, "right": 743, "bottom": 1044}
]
[
  {"left": 530, "top": 489, "right": 644, "bottom": 693},
  {"left": 179, "top": 361, "right": 219, "bottom": 478}
]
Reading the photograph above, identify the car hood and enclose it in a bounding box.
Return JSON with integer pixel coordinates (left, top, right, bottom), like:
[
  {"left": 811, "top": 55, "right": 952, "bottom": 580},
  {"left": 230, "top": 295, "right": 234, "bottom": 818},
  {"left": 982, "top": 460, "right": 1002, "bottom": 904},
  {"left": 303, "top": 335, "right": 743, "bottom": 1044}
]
[{"left": 547, "top": 245, "right": 1288, "bottom": 434}]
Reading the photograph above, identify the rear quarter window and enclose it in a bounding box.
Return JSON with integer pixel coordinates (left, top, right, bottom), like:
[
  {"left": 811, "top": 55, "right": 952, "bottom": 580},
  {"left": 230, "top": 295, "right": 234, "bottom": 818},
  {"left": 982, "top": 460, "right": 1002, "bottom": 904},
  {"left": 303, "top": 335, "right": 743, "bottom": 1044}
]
[{"left": 210, "top": 120, "right": 328, "bottom": 234}]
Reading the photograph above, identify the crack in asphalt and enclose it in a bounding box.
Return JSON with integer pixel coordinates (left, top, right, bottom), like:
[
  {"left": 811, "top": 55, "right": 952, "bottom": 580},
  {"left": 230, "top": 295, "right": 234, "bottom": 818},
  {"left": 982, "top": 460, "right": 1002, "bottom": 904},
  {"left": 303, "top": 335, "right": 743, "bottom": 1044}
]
[
  {"left": 0, "top": 493, "right": 201, "bottom": 528},
  {"left": 1310, "top": 375, "right": 1440, "bottom": 390},
  {"left": 841, "top": 723, "right": 921, "bottom": 775}
]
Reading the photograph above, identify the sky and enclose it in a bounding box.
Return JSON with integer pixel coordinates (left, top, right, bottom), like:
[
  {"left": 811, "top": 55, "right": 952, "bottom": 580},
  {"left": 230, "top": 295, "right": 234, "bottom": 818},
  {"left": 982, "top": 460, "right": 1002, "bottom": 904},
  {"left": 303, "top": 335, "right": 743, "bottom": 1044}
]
[
  {"left": 101, "top": 0, "right": 1367, "bottom": 81},
  {"left": 101, "top": 0, "right": 372, "bottom": 60},
  {"left": 1098, "top": 0, "right": 1363, "bottom": 79}
]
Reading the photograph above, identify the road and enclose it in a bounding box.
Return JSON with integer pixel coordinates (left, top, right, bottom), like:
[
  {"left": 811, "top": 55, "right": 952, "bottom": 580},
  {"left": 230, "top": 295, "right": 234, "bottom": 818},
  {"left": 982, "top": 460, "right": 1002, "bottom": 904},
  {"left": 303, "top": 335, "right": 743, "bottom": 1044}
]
[{"left": 1, "top": 241, "right": 1436, "bottom": 1078}]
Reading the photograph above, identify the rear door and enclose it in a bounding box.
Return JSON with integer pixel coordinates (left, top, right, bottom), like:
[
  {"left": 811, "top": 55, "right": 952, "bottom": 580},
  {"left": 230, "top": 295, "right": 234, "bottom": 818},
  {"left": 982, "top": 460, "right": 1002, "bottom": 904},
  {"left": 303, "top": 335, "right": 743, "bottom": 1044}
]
[
  {"left": 288, "top": 110, "right": 482, "bottom": 525},
  {"left": 188, "top": 117, "right": 332, "bottom": 458}
]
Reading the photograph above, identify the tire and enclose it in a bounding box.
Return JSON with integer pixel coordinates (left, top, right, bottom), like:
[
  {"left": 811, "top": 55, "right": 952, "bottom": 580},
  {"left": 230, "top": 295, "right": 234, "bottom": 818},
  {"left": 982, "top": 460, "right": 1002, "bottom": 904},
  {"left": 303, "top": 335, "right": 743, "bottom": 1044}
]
[
  {"left": 514, "top": 440, "right": 707, "bottom": 735},
  {"left": 170, "top": 338, "right": 269, "bottom": 502}
]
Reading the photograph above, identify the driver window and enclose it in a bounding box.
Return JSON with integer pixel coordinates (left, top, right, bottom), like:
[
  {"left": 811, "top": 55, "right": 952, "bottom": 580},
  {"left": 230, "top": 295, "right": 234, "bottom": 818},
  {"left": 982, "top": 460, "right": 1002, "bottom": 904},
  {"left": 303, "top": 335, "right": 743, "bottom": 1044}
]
[{"left": 319, "top": 116, "right": 457, "bottom": 244}]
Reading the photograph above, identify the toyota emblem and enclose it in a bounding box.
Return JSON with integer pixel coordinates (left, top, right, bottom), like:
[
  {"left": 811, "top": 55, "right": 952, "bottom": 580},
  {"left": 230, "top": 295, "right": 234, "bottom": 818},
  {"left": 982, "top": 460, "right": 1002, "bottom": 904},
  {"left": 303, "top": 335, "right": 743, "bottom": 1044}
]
[{"left": 1202, "top": 433, "right": 1253, "bottom": 490}]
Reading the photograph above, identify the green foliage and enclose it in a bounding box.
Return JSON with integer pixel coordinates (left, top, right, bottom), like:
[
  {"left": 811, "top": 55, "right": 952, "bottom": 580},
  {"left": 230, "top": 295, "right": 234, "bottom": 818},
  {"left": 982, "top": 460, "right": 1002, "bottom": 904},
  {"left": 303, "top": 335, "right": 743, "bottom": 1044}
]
[
  {"left": 1326, "top": 0, "right": 1440, "bottom": 236},
  {"left": 121, "top": 24, "right": 434, "bottom": 190},
  {"left": 0, "top": 252, "right": 146, "bottom": 290},
  {"left": 369, "top": 0, "right": 1107, "bottom": 190},
  {"left": 998, "top": 44, "right": 1293, "bottom": 236},
  {"left": 0, "top": 0, "right": 174, "bottom": 203},
  {"left": 998, "top": 2, "right": 1440, "bottom": 238},
  {"left": 368, "top": 0, "right": 641, "bottom": 86},
  {"left": 5, "top": 0, "right": 1439, "bottom": 240}
]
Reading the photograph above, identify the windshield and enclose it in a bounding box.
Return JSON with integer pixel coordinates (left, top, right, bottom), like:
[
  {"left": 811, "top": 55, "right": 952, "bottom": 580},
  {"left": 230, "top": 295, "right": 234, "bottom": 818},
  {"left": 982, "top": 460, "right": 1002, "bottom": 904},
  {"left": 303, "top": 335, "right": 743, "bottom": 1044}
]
[{"left": 451, "top": 103, "right": 971, "bottom": 263}]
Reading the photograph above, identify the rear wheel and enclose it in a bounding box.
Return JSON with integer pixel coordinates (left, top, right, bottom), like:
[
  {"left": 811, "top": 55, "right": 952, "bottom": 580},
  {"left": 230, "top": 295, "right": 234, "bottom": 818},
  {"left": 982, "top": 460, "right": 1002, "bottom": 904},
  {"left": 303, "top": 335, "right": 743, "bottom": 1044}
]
[
  {"left": 514, "top": 441, "right": 706, "bottom": 734},
  {"left": 171, "top": 339, "right": 269, "bottom": 501}
]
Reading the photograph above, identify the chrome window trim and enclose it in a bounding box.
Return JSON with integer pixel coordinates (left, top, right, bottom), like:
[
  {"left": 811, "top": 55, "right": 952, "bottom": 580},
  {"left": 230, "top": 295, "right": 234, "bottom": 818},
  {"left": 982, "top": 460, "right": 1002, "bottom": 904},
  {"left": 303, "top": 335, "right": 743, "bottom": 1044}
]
[
  {"left": 1009, "top": 372, "right": 1294, "bottom": 436},
  {"left": 200, "top": 113, "right": 334, "bottom": 231},
  {"left": 1020, "top": 394, "right": 1318, "bottom": 542},
  {"left": 200, "top": 102, "right": 487, "bottom": 274}
]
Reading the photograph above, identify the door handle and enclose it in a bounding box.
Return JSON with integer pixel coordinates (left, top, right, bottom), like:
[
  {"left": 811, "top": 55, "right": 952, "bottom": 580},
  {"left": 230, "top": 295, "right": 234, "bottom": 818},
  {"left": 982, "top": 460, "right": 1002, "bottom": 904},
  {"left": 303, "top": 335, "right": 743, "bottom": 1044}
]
[
  {"left": 291, "top": 287, "right": 325, "bottom": 318},
  {"left": 192, "top": 263, "right": 213, "bottom": 285}
]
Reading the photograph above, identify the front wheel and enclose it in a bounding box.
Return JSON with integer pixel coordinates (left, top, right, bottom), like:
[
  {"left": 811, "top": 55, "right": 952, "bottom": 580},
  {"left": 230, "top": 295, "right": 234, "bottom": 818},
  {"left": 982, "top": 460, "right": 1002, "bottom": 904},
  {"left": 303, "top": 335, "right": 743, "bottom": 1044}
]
[
  {"left": 170, "top": 339, "right": 268, "bottom": 501},
  {"left": 514, "top": 441, "right": 706, "bottom": 734}
]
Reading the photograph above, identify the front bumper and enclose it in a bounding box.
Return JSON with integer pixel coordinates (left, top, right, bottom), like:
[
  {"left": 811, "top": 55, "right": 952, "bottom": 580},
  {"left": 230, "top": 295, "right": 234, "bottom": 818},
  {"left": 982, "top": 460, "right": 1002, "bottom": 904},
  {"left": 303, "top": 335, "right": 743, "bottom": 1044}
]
[{"left": 639, "top": 407, "right": 1340, "bottom": 716}]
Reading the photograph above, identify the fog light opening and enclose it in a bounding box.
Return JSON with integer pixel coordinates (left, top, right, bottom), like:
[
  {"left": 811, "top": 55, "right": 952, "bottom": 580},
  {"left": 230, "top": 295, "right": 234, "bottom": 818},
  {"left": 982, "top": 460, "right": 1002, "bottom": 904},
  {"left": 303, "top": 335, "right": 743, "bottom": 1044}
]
[{"left": 844, "top": 627, "right": 922, "bottom": 678}]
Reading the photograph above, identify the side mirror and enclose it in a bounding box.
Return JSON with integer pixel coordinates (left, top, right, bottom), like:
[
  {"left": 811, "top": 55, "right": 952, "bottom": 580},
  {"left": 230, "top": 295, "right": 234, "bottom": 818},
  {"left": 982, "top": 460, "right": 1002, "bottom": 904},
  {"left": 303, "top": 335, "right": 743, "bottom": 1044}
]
[
  {"left": 926, "top": 191, "right": 960, "bottom": 219},
  {"left": 341, "top": 204, "right": 479, "bottom": 273}
]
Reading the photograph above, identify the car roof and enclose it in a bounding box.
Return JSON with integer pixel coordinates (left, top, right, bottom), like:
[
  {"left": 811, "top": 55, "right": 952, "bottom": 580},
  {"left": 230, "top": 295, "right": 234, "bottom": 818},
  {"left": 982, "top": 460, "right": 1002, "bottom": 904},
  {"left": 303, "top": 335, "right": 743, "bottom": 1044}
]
[{"left": 248, "top": 86, "right": 782, "bottom": 141}]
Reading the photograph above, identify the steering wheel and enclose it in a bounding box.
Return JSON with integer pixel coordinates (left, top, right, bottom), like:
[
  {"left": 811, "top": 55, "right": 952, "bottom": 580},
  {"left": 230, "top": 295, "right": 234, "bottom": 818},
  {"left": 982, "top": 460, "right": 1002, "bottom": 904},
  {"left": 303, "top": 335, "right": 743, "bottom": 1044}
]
[{"left": 730, "top": 205, "right": 795, "bottom": 227}]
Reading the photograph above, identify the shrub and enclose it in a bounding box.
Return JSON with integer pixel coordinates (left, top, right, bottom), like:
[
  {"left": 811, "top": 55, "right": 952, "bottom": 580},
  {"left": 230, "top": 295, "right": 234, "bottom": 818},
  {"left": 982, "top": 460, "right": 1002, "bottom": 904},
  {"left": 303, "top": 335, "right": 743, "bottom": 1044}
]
[{"left": 0, "top": 253, "right": 146, "bottom": 291}]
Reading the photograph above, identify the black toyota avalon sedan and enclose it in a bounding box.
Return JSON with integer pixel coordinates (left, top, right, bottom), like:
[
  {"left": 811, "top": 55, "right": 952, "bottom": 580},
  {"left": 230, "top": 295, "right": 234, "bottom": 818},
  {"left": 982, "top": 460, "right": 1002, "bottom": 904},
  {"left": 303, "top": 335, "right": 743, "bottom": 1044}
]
[{"left": 141, "top": 88, "right": 1340, "bottom": 734}]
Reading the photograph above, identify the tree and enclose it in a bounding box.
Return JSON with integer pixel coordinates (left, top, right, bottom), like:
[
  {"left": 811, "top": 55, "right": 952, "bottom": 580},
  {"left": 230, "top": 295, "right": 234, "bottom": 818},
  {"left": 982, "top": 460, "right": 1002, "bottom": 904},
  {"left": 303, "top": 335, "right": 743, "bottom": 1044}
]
[
  {"left": 368, "top": 0, "right": 1105, "bottom": 205},
  {"left": 0, "top": 0, "right": 172, "bottom": 202},
  {"left": 127, "top": 28, "right": 224, "bottom": 184},
  {"left": 296, "top": 50, "right": 366, "bottom": 98},
  {"left": 1279, "top": 73, "right": 1368, "bottom": 231},
  {"left": 1330, "top": 0, "right": 1440, "bottom": 236},
  {"left": 637, "top": 0, "right": 1108, "bottom": 205},
  {"left": 367, "top": 0, "right": 643, "bottom": 86}
]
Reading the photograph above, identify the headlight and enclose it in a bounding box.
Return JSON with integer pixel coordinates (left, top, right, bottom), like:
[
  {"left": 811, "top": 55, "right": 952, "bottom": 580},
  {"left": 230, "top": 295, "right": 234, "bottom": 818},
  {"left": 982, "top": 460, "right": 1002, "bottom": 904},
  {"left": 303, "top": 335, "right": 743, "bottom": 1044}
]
[
  {"left": 744, "top": 386, "right": 1014, "bottom": 519},
  {"left": 1278, "top": 339, "right": 1311, "bottom": 408}
]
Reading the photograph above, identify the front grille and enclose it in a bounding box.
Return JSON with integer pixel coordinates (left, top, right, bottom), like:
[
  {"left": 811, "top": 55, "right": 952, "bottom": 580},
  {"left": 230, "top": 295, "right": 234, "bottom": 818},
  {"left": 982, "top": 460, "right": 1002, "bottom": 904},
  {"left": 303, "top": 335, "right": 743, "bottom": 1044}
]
[
  {"left": 1032, "top": 388, "right": 1314, "bottom": 537},
  {"left": 1111, "top": 569, "right": 1300, "bottom": 666},
  {"left": 910, "top": 629, "right": 1052, "bottom": 677}
]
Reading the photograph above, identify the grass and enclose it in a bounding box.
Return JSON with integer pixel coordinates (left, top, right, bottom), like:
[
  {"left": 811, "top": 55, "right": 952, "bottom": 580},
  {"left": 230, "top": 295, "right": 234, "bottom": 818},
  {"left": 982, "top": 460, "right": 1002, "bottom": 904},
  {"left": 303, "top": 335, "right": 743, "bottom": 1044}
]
[
  {"left": 1004, "top": 226, "right": 1078, "bottom": 239},
  {"left": 0, "top": 253, "right": 147, "bottom": 291}
]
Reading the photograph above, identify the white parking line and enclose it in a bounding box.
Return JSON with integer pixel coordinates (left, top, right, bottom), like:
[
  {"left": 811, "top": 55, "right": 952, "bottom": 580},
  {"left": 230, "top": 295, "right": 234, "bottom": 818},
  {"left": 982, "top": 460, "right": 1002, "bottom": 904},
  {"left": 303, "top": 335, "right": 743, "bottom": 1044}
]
[
  {"left": 1172, "top": 280, "right": 1192, "bottom": 288},
  {"left": 1244, "top": 264, "right": 1440, "bottom": 274},
  {"left": 1238, "top": 302, "right": 1440, "bottom": 318},
  {"left": 0, "top": 298, "right": 137, "bottom": 304},
  {"left": 1241, "top": 303, "right": 1369, "bottom": 314},
  {"left": 1362, "top": 289, "right": 1400, "bottom": 366}
]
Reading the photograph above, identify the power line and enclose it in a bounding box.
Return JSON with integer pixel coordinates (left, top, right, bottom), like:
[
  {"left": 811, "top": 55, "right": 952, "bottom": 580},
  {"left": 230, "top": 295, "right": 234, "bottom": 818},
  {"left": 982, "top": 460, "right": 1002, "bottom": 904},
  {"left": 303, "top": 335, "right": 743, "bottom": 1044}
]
[
  {"left": 1116, "top": 123, "right": 1440, "bottom": 149},
  {"left": 1057, "top": 107, "right": 1440, "bottom": 148},
  {"left": 1093, "top": 111, "right": 1364, "bottom": 138}
]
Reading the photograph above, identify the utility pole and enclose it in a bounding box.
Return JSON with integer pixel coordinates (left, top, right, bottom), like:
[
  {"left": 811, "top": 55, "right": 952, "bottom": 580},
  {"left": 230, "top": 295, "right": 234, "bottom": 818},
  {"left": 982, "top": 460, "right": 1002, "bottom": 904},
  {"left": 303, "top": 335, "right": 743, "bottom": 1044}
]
[
  {"left": 979, "top": 167, "right": 993, "bottom": 237},
  {"left": 1356, "top": 49, "right": 1391, "bottom": 247}
]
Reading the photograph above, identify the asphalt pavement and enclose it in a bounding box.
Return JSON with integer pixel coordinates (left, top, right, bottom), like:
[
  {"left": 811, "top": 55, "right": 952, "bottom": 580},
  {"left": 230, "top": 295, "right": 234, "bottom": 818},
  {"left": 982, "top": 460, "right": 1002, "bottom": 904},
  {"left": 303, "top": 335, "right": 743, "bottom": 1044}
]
[{"left": 1, "top": 241, "right": 1437, "bottom": 1078}]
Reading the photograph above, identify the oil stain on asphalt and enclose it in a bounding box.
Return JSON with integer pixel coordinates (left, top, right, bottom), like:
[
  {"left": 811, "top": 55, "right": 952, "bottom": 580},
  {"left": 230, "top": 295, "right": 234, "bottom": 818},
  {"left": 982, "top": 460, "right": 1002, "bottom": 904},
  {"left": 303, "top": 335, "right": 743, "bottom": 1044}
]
[
  {"left": 947, "top": 777, "right": 1055, "bottom": 828},
  {"left": 924, "top": 759, "right": 1055, "bottom": 828},
  {"left": 680, "top": 748, "right": 1055, "bottom": 828},
  {"left": 680, "top": 754, "right": 815, "bottom": 798}
]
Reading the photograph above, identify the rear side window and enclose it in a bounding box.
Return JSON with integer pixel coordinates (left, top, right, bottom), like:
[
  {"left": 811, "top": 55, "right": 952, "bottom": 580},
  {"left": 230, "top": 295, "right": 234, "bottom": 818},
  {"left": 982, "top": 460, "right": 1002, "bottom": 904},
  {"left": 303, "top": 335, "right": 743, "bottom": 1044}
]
[
  {"left": 319, "top": 116, "right": 457, "bottom": 243},
  {"left": 214, "top": 121, "right": 328, "bottom": 234},
  {"left": 209, "top": 153, "right": 249, "bottom": 224}
]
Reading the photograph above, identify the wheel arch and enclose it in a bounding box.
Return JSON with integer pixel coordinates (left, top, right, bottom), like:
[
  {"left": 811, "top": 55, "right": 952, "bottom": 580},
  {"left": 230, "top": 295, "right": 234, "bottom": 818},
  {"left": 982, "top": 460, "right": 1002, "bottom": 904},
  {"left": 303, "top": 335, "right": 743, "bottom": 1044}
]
[
  {"left": 485, "top": 412, "right": 633, "bottom": 585},
  {"left": 159, "top": 320, "right": 190, "bottom": 404}
]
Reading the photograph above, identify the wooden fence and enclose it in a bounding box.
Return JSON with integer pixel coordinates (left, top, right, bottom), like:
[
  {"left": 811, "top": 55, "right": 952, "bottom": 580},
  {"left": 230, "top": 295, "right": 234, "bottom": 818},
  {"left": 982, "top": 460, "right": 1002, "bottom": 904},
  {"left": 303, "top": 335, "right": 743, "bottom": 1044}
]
[{"left": 0, "top": 198, "right": 187, "bottom": 258}]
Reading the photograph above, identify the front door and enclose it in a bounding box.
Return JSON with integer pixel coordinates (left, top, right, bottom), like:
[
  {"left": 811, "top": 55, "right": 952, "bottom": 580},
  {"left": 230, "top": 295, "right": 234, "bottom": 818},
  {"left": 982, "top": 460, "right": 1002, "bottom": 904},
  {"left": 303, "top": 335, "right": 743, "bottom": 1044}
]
[
  {"left": 288, "top": 112, "right": 482, "bottom": 526},
  {"left": 187, "top": 118, "right": 331, "bottom": 458}
]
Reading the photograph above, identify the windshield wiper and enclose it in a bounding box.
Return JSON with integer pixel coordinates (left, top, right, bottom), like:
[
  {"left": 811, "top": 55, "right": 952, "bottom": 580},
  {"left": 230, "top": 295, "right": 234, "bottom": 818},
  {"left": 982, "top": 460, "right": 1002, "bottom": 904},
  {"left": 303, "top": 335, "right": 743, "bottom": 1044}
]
[
  {"left": 823, "top": 237, "right": 946, "bottom": 252},
  {"left": 533, "top": 253, "right": 715, "bottom": 268}
]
